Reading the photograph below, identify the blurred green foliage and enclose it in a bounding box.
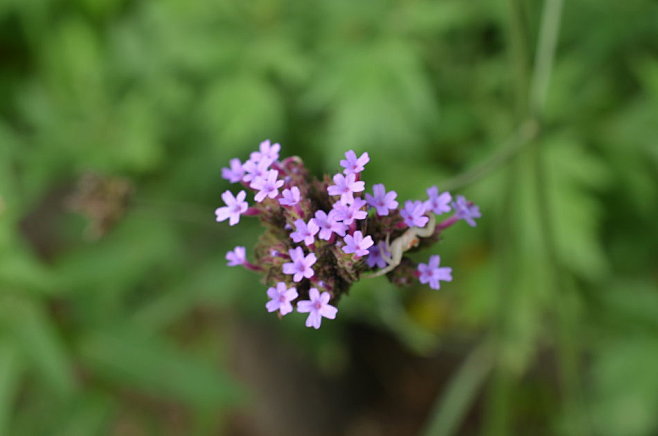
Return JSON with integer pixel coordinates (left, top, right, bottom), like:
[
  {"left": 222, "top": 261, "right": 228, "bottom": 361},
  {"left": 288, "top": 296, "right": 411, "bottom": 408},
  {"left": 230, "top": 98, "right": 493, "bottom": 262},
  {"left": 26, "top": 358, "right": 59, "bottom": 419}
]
[{"left": 0, "top": 0, "right": 657, "bottom": 434}]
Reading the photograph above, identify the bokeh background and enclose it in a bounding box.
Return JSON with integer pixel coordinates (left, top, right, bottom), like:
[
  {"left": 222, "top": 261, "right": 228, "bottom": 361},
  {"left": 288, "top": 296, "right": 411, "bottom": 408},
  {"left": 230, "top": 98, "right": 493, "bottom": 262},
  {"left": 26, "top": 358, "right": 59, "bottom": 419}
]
[{"left": 1, "top": 0, "right": 657, "bottom": 435}]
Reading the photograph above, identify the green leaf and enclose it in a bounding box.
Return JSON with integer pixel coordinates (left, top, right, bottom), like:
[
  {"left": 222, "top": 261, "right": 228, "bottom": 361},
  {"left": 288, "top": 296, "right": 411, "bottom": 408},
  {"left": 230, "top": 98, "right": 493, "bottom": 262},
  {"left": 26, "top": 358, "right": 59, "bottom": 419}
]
[
  {"left": 77, "top": 326, "right": 243, "bottom": 408},
  {"left": 591, "top": 336, "right": 658, "bottom": 436},
  {"left": 544, "top": 136, "right": 610, "bottom": 280},
  {"left": 130, "top": 259, "right": 247, "bottom": 333},
  {"left": 0, "top": 296, "right": 76, "bottom": 397},
  {"left": 0, "top": 340, "right": 22, "bottom": 435},
  {"left": 52, "top": 393, "right": 114, "bottom": 436},
  {"left": 203, "top": 74, "right": 284, "bottom": 149},
  {"left": 304, "top": 38, "right": 439, "bottom": 162}
]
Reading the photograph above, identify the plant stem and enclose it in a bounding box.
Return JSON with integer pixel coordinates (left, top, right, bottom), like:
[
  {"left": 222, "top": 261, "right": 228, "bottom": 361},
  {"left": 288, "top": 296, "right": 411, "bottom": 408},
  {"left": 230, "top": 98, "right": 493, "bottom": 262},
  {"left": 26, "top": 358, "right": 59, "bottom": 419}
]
[
  {"left": 528, "top": 0, "right": 590, "bottom": 434},
  {"left": 421, "top": 341, "right": 495, "bottom": 436}
]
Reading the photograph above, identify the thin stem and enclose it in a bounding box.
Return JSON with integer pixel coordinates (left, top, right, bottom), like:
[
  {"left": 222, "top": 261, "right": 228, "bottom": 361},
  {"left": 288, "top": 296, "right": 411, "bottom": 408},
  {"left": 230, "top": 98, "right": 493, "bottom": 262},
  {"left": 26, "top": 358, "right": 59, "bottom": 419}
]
[
  {"left": 421, "top": 341, "right": 495, "bottom": 436},
  {"left": 530, "top": 0, "right": 565, "bottom": 114},
  {"left": 528, "top": 0, "right": 590, "bottom": 433},
  {"left": 483, "top": 0, "right": 531, "bottom": 434},
  {"left": 506, "top": 0, "right": 532, "bottom": 115},
  {"left": 439, "top": 120, "right": 538, "bottom": 192}
]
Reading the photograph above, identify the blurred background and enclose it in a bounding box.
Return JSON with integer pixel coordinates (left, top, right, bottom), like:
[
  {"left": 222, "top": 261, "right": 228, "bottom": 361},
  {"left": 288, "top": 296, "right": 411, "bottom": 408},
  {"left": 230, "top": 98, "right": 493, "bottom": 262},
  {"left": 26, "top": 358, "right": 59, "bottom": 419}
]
[{"left": 1, "top": 0, "right": 657, "bottom": 435}]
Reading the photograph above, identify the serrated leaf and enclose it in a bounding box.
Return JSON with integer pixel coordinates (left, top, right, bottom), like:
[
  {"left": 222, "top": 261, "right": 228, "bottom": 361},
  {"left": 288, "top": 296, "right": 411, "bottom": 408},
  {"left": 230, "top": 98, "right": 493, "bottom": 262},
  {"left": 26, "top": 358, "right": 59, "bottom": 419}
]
[
  {"left": 203, "top": 75, "right": 284, "bottom": 149},
  {"left": 305, "top": 38, "right": 439, "bottom": 162},
  {"left": 545, "top": 136, "right": 610, "bottom": 280}
]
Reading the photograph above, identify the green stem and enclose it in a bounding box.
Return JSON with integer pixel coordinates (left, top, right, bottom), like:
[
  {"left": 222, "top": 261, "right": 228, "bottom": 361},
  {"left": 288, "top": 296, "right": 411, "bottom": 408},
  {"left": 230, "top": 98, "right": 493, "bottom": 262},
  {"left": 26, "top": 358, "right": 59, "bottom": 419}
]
[
  {"left": 421, "top": 341, "right": 495, "bottom": 436},
  {"left": 440, "top": 120, "right": 538, "bottom": 192},
  {"left": 530, "top": 0, "right": 565, "bottom": 114},
  {"left": 482, "top": 0, "right": 532, "bottom": 434},
  {"left": 528, "top": 0, "right": 590, "bottom": 433}
]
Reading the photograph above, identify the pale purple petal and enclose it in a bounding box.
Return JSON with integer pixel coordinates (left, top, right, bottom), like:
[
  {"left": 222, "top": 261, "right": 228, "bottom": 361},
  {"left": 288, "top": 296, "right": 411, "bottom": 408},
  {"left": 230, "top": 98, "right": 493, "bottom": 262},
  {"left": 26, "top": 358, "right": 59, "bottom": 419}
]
[
  {"left": 417, "top": 255, "right": 453, "bottom": 290},
  {"left": 400, "top": 200, "right": 429, "bottom": 228},
  {"left": 221, "top": 158, "right": 245, "bottom": 183},
  {"left": 296, "top": 288, "right": 337, "bottom": 329},
  {"left": 279, "top": 187, "right": 301, "bottom": 206},
  {"left": 367, "top": 241, "right": 391, "bottom": 268},
  {"left": 305, "top": 311, "right": 322, "bottom": 329},
  {"left": 282, "top": 249, "right": 316, "bottom": 282},
  {"left": 297, "top": 300, "right": 314, "bottom": 313},
  {"left": 215, "top": 190, "right": 248, "bottom": 226},
  {"left": 340, "top": 150, "right": 370, "bottom": 175},
  {"left": 251, "top": 139, "right": 281, "bottom": 163},
  {"left": 365, "top": 184, "right": 398, "bottom": 216},
  {"left": 319, "top": 305, "right": 337, "bottom": 319},
  {"left": 452, "top": 195, "right": 481, "bottom": 227},
  {"left": 327, "top": 173, "right": 365, "bottom": 204},
  {"left": 342, "top": 231, "right": 374, "bottom": 257},
  {"left": 425, "top": 186, "right": 452, "bottom": 215},
  {"left": 226, "top": 246, "right": 246, "bottom": 266}
]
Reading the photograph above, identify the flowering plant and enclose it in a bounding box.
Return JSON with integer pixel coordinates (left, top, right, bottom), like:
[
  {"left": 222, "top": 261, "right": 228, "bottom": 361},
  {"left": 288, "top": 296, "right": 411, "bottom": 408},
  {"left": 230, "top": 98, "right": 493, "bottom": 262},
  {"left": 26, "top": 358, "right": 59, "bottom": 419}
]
[{"left": 216, "top": 141, "right": 480, "bottom": 329}]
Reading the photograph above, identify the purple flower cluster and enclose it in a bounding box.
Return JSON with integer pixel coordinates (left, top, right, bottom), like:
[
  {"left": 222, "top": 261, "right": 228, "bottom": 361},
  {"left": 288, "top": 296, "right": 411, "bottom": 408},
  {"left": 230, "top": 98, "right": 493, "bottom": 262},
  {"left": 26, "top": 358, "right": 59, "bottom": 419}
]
[{"left": 217, "top": 141, "right": 480, "bottom": 329}]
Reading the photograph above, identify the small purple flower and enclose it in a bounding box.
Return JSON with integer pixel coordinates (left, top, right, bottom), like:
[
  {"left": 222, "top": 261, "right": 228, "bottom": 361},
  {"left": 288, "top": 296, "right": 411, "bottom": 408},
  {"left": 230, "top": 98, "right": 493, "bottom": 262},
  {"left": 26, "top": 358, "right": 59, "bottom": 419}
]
[
  {"left": 279, "top": 186, "right": 301, "bottom": 206},
  {"left": 365, "top": 184, "right": 398, "bottom": 216},
  {"left": 226, "top": 246, "right": 247, "bottom": 266},
  {"left": 215, "top": 190, "right": 248, "bottom": 226},
  {"left": 221, "top": 158, "right": 245, "bottom": 183},
  {"left": 367, "top": 241, "right": 391, "bottom": 269},
  {"left": 290, "top": 218, "right": 319, "bottom": 246},
  {"left": 327, "top": 173, "right": 365, "bottom": 204},
  {"left": 340, "top": 150, "right": 370, "bottom": 175},
  {"left": 425, "top": 186, "right": 452, "bottom": 215},
  {"left": 342, "top": 231, "right": 374, "bottom": 257},
  {"left": 400, "top": 200, "right": 429, "bottom": 228},
  {"left": 282, "top": 247, "right": 317, "bottom": 282},
  {"left": 418, "top": 255, "right": 453, "bottom": 290},
  {"left": 250, "top": 139, "right": 281, "bottom": 163},
  {"left": 251, "top": 170, "right": 284, "bottom": 202},
  {"left": 332, "top": 198, "right": 367, "bottom": 225},
  {"left": 314, "top": 210, "right": 347, "bottom": 240},
  {"left": 242, "top": 157, "right": 272, "bottom": 183},
  {"left": 452, "top": 195, "right": 481, "bottom": 227},
  {"left": 266, "top": 282, "right": 298, "bottom": 316},
  {"left": 297, "top": 288, "right": 338, "bottom": 329}
]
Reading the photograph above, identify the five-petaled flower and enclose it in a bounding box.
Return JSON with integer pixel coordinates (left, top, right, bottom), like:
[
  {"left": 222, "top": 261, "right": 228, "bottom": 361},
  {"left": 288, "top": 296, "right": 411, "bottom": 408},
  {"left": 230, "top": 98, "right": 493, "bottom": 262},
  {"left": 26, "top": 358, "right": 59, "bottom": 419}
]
[
  {"left": 221, "top": 158, "right": 245, "bottom": 183},
  {"left": 367, "top": 241, "right": 392, "bottom": 269},
  {"left": 250, "top": 139, "right": 281, "bottom": 163},
  {"left": 340, "top": 150, "right": 370, "bottom": 175},
  {"left": 452, "top": 195, "right": 481, "bottom": 227},
  {"left": 266, "top": 282, "right": 298, "bottom": 316},
  {"left": 290, "top": 218, "right": 319, "bottom": 246},
  {"left": 425, "top": 186, "right": 452, "bottom": 215},
  {"left": 365, "top": 183, "right": 398, "bottom": 216},
  {"left": 327, "top": 173, "right": 365, "bottom": 204},
  {"left": 314, "top": 210, "right": 347, "bottom": 240},
  {"left": 297, "top": 288, "right": 338, "bottom": 329},
  {"left": 332, "top": 197, "right": 368, "bottom": 225},
  {"left": 282, "top": 247, "right": 317, "bottom": 282},
  {"left": 418, "top": 255, "right": 453, "bottom": 290},
  {"left": 226, "top": 246, "right": 247, "bottom": 266},
  {"left": 400, "top": 200, "right": 429, "bottom": 228},
  {"left": 342, "top": 230, "right": 374, "bottom": 257},
  {"left": 215, "top": 190, "right": 248, "bottom": 226},
  {"left": 251, "top": 169, "right": 284, "bottom": 202},
  {"left": 279, "top": 186, "right": 301, "bottom": 206},
  {"left": 242, "top": 158, "right": 271, "bottom": 183}
]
